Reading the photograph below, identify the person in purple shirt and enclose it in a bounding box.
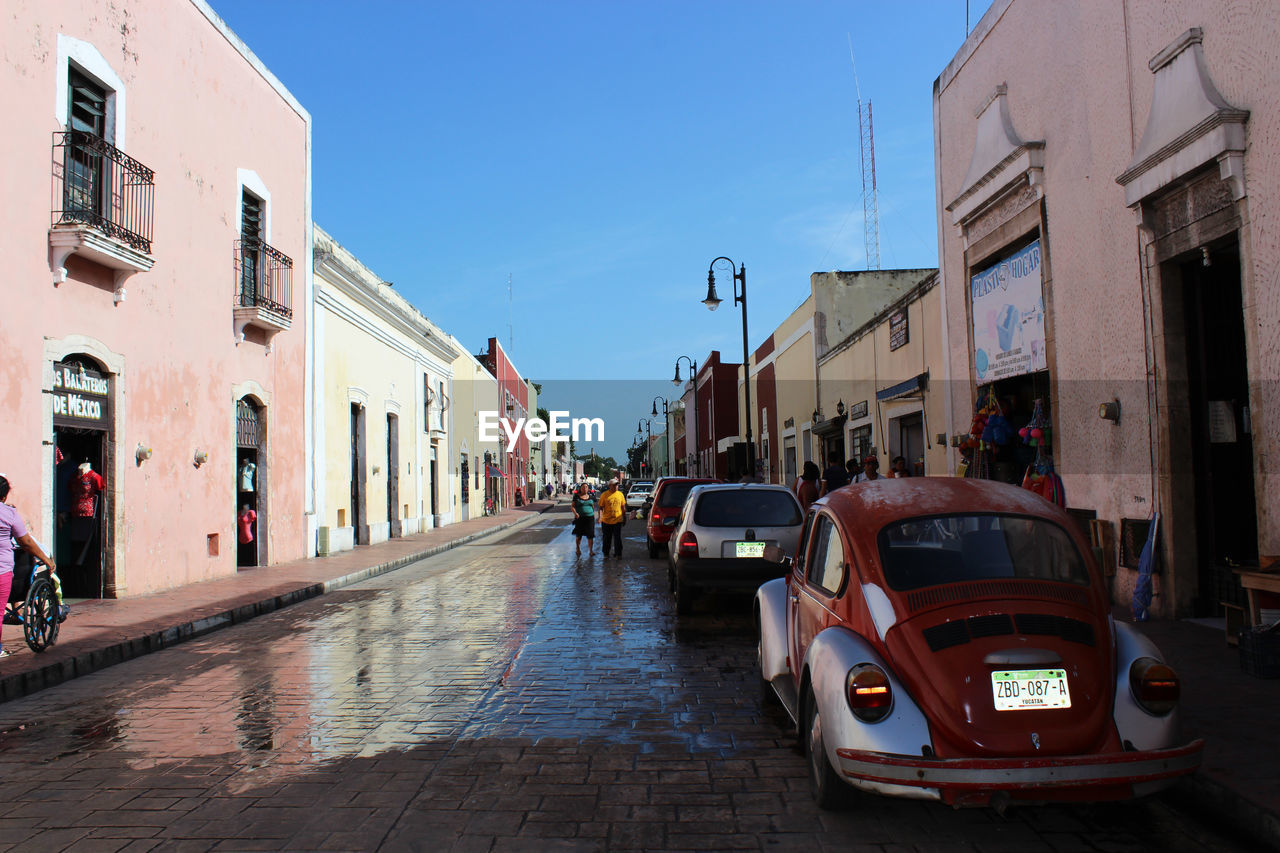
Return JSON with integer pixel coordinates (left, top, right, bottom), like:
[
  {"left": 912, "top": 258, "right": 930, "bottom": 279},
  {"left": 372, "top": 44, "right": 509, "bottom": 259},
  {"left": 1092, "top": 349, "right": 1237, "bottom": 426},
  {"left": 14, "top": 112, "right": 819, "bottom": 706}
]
[{"left": 0, "top": 475, "right": 56, "bottom": 658}]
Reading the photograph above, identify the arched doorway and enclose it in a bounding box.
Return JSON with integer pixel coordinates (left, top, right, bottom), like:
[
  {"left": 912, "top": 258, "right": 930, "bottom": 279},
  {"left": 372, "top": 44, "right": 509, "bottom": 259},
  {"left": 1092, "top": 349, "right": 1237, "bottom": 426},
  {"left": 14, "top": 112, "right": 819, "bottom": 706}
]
[
  {"left": 236, "top": 397, "right": 265, "bottom": 567},
  {"left": 52, "top": 355, "right": 112, "bottom": 598}
]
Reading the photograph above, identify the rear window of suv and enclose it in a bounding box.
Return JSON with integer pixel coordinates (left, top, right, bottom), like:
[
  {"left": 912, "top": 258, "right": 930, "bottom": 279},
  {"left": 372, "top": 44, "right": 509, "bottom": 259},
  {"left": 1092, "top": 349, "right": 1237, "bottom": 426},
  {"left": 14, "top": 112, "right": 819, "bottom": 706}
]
[
  {"left": 656, "top": 482, "right": 701, "bottom": 508},
  {"left": 693, "top": 489, "right": 802, "bottom": 528}
]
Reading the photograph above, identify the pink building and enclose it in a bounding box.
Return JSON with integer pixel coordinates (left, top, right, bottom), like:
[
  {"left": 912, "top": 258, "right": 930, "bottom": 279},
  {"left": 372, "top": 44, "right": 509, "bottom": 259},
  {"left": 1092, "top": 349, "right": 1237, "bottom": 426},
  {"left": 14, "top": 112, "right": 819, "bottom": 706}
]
[
  {"left": 3, "top": 0, "right": 311, "bottom": 597},
  {"left": 478, "top": 338, "right": 530, "bottom": 507},
  {"left": 934, "top": 0, "right": 1277, "bottom": 618}
]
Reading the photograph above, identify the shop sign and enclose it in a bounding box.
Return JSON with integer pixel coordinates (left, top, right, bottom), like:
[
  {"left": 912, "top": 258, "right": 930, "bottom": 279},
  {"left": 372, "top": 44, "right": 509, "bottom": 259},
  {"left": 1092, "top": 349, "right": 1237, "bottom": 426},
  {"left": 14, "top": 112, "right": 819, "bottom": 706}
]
[
  {"left": 51, "top": 361, "right": 111, "bottom": 428},
  {"left": 889, "top": 309, "right": 909, "bottom": 351},
  {"left": 848, "top": 400, "right": 869, "bottom": 420},
  {"left": 970, "top": 239, "right": 1047, "bottom": 381}
]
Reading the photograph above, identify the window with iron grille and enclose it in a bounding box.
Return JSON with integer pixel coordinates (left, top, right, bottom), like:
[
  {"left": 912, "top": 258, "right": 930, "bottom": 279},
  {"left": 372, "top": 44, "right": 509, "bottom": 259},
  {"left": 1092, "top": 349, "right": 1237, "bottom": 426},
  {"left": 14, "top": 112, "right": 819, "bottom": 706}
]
[
  {"left": 851, "top": 424, "right": 872, "bottom": 465},
  {"left": 236, "top": 398, "right": 261, "bottom": 449},
  {"left": 240, "top": 191, "right": 263, "bottom": 306},
  {"left": 66, "top": 68, "right": 107, "bottom": 217}
]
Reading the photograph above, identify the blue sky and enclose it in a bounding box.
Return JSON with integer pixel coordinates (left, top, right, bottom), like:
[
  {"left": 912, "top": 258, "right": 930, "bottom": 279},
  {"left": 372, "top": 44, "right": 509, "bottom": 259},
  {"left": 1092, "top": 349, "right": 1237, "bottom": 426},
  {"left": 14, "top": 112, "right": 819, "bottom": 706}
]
[{"left": 210, "top": 0, "right": 991, "bottom": 458}]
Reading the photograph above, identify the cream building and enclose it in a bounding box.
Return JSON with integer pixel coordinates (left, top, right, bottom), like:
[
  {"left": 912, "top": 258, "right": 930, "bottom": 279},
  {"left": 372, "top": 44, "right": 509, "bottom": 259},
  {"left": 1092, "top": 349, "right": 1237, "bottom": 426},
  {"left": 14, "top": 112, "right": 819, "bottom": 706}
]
[
  {"left": 812, "top": 270, "right": 945, "bottom": 476},
  {"left": 449, "top": 339, "right": 501, "bottom": 522},
  {"left": 312, "top": 226, "right": 459, "bottom": 554}
]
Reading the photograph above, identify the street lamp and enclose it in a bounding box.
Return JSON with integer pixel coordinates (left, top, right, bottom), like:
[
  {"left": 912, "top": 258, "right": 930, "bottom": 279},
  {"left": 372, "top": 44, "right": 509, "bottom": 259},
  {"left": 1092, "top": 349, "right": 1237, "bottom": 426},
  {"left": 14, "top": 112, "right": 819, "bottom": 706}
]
[
  {"left": 704, "top": 257, "right": 754, "bottom": 478},
  {"left": 673, "top": 355, "right": 699, "bottom": 475},
  {"left": 652, "top": 396, "right": 672, "bottom": 477},
  {"left": 638, "top": 418, "right": 653, "bottom": 480}
]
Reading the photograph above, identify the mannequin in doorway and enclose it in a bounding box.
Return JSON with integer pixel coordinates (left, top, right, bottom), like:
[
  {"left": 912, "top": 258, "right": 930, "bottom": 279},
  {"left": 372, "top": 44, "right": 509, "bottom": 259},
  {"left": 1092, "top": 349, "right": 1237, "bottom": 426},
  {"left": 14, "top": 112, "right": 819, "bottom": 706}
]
[
  {"left": 239, "top": 460, "right": 257, "bottom": 492},
  {"left": 68, "top": 462, "right": 104, "bottom": 567},
  {"left": 238, "top": 504, "right": 257, "bottom": 546}
]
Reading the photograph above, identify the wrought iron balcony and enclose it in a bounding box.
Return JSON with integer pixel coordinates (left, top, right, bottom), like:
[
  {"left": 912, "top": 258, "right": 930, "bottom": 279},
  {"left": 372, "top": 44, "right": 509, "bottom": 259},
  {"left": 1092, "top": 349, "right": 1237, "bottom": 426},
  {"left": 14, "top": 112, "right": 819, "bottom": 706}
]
[
  {"left": 233, "top": 236, "right": 293, "bottom": 348},
  {"left": 49, "top": 130, "right": 156, "bottom": 297}
]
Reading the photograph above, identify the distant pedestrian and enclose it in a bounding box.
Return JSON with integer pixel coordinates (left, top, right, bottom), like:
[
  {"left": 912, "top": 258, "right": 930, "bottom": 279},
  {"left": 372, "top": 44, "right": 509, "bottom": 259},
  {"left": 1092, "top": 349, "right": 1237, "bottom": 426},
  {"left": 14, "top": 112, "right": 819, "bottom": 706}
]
[
  {"left": 597, "top": 478, "right": 627, "bottom": 558},
  {"left": 846, "top": 457, "right": 860, "bottom": 481},
  {"left": 853, "top": 455, "right": 882, "bottom": 483},
  {"left": 571, "top": 483, "right": 596, "bottom": 557},
  {"left": 819, "top": 451, "right": 849, "bottom": 498},
  {"left": 889, "top": 456, "right": 912, "bottom": 478},
  {"left": 793, "top": 460, "right": 820, "bottom": 513}
]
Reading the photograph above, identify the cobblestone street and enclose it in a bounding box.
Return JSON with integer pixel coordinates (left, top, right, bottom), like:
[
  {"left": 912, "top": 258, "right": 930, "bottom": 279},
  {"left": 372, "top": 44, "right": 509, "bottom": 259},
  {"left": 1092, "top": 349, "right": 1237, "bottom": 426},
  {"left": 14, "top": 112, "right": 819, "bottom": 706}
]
[{"left": 0, "top": 511, "right": 1252, "bottom": 851}]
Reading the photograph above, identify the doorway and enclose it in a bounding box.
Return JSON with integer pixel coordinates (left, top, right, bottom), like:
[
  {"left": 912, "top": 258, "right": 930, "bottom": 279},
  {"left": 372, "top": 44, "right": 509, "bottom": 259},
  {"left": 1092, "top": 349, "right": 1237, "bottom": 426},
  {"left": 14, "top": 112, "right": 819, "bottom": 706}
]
[
  {"left": 1178, "top": 241, "right": 1258, "bottom": 608},
  {"left": 891, "top": 412, "right": 925, "bottom": 476},
  {"left": 387, "top": 413, "right": 400, "bottom": 538},
  {"left": 53, "top": 427, "right": 106, "bottom": 598},
  {"left": 429, "top": 443, "right": 439, "bottom": 524},
  {"left": 350, "top": 403, "right": 368, "bottom": 545},
  {"left": 236, "top": 397, "right": 263, "bottom": 568}
]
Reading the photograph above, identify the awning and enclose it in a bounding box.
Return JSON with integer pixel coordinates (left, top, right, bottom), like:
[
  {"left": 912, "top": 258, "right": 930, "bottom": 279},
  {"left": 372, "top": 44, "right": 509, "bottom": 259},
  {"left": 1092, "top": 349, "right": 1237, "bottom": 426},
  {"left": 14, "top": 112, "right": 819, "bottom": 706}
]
[
  {"left": 876, "top": 372, "right": 929, "bottom": 402},
  {"left": 486, "top": 465, "right": 506, "bottom": 478}
]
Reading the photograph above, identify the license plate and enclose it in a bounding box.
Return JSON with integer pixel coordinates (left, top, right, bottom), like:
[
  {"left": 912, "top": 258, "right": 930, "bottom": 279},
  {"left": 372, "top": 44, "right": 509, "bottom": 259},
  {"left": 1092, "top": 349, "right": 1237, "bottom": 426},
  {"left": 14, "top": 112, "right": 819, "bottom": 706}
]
[
  {"left": 735, "top": 541, "right": 766, "bottom": 558},
  {"left": 991, "top": 669, "right": 1071, "bottom": 711}
]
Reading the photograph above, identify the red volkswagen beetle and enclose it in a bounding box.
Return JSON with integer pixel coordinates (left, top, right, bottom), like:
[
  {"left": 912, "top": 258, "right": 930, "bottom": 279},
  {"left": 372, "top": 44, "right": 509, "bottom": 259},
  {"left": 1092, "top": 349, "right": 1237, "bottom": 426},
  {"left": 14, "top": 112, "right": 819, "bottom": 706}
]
[{"left": 755, "top": 478, "right": 1202, "bottom": 809}]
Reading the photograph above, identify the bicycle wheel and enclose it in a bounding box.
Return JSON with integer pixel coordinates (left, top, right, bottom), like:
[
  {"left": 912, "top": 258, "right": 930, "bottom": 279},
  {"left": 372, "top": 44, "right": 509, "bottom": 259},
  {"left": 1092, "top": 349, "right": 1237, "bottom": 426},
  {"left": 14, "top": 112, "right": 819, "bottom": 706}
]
[{"left": 23, "top": 577, "right": 60, "bottom": 652}]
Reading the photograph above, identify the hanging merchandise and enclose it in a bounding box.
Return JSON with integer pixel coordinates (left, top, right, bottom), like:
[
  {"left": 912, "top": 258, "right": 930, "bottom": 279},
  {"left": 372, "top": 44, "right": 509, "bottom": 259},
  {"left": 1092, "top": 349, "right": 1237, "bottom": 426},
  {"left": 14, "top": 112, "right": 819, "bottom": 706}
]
[
  {"left": 1021, "top": 454, "right": 1066, "bottom": 507},
  {"left": 1018, "top": 397, "right": 1052, "bottom": 449},
  {"left": 1131, "top": 513, "right": 1161, "bottom": 622}
]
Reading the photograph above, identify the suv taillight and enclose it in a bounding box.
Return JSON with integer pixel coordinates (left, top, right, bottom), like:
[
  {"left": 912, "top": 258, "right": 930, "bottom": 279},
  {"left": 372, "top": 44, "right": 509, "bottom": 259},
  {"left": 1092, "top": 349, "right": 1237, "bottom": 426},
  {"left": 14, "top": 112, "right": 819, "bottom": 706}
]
[
  {"left": 678, "top": 531, "right": 699, "bottom": 557},
  {"left": 846, "top": 664, "right": 893, "bottom": 722},
  {"left": 1129, "top": 657, "right": 1180, "bottom": 715}
]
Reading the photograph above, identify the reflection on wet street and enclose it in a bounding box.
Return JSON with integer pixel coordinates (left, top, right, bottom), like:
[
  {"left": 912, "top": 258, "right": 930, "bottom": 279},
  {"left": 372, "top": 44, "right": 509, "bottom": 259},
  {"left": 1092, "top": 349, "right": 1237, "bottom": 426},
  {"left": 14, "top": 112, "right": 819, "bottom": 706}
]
[{"left": 0, "top": 513, "right": 1251, "bottom": 850}]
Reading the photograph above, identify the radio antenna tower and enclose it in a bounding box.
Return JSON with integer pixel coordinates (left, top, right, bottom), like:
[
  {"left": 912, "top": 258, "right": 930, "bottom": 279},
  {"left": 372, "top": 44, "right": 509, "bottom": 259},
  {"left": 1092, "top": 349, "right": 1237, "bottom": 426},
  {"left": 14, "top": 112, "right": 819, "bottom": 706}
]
[{"left": 848, "top": 35, "right": 881, "bottom": 270}]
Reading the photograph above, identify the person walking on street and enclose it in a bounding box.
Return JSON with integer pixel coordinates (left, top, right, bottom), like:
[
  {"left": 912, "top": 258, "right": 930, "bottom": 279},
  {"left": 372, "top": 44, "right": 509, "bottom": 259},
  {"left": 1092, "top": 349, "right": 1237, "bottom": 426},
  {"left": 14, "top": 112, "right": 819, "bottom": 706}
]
[
  {"left": 793, "top": 460, "right": 820, "bottom": 513},
  {"left": 597, "top": 478, "right": 627, "bottom": 558},
  {"left": 571, "top": 483, "right": 596, "bottom": 557},
  {"left": 819, "top": 450, "right": 849, "bottom": 498}
]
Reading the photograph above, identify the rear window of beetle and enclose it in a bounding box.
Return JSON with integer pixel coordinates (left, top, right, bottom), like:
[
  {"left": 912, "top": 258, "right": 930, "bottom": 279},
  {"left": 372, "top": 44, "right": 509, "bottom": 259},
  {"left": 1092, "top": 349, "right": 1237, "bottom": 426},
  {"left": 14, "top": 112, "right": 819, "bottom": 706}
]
[
  {"left": 877, "top": 514, "right": 1090, "bottom": 591},
  {"left": 693, "top": 490, "right": 802, "bottom": 528}
]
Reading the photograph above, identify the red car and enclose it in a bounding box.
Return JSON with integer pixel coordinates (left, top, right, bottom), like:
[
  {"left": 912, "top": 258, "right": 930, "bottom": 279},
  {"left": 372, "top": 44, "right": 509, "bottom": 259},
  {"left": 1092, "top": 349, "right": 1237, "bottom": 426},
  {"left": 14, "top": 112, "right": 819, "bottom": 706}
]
[
  {"left": 645, "top": 477, "right": 720, "bottom": 558},
  {"left": 756, "top": 477, "right": 1203, "bottom": 809}
]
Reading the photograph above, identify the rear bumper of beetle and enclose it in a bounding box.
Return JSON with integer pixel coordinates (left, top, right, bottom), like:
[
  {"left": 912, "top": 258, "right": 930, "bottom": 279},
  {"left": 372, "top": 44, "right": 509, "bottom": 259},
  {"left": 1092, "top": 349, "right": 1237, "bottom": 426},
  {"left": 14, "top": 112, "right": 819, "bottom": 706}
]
[{"left": 834, "top": 739, "right": 1203, "bottom": 793}]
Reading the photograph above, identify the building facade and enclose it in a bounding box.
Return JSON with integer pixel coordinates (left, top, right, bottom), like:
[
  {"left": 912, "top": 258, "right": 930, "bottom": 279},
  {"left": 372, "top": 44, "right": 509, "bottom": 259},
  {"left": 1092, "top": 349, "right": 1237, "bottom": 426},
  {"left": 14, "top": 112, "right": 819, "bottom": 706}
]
[
  {"left": 2, "top": 0, "right": 311, "bottom": 596},
  {"left": 477, "top": 339, "right": 531, "bottom": 507},
  {"left": 810, "top": 269, "right": 939, "bottom": 474},
  {"left": 746, "top": 294, "right": 818, "bottom": 485},
  {"left": 449, "top": 340, "right": 500, "bottom": 522},
  {"left": 311, "top": 226, "right": 458, "bottom": 555},
  {"left": 934, "top": 0, "right": 1279, "bottom": 616},
  {"left": 693, "top": 351, "right": 745, "bottom": 480}
]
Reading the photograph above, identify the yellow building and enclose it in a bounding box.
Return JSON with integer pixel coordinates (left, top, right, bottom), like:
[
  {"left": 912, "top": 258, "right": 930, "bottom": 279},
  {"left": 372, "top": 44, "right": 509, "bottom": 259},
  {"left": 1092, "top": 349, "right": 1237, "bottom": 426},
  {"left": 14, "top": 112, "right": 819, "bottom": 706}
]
[
  {"left": 312, "top": 226, "right": 461, "bottom": 554},
  {"left": 449, "top": 340, "right": 500, "bottom": 521},
  {"left": 745, "top": 294, "right": 818, "bottom": 485}
]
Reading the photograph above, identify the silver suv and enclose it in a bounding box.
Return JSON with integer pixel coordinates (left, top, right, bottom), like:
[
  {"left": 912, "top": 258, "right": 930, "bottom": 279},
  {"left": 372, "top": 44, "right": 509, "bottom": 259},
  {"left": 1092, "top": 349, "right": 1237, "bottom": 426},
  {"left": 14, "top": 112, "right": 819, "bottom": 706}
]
[{"left": 666, "top": 483, "right": 804, "bottom": 615}]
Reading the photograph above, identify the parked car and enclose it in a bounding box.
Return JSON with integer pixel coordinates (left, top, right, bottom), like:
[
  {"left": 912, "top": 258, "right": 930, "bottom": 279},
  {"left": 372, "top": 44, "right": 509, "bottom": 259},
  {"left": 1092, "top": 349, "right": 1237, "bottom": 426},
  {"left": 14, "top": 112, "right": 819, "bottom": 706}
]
[
  {"left": 625, "top": 482, "right": 655, "bottom": 511},
  {"left": 668, "top": 483, "right": 804, "bottom": 615},
  {"left": 755, "top": 477, "right": 1203, "bottom": 809},
  {"left": 645, "top": 477, "right": 721, "bottom": 557}
]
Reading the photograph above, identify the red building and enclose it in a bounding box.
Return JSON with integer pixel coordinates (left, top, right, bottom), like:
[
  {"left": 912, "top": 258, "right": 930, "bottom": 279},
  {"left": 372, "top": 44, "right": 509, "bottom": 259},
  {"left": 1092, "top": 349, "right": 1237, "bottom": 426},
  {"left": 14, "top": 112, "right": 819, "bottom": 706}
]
[
  {"left": 478, "top": 337, "right": 530, "bottom": 507},
  {"left": 693, "top": 351, "right": 745, "bottom": 480}
]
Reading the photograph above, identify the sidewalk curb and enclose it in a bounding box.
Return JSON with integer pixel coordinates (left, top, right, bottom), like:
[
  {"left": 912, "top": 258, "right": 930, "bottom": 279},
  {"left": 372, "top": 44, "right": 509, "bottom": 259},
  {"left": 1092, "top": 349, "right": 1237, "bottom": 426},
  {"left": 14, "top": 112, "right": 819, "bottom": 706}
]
[
  {"left": 1168, "top": 767, "right": 1280, "bottom": 851},
  {"left": 0, "top": 505, "right": 556, "bottom": 705}
]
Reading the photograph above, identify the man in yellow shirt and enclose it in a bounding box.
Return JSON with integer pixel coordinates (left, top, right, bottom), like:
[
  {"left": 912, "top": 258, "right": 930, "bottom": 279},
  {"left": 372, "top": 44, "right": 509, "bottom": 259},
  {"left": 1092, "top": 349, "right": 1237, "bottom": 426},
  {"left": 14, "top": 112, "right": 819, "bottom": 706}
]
[{"left": 597, "top": 478, "right": 628, "bottom": 558}]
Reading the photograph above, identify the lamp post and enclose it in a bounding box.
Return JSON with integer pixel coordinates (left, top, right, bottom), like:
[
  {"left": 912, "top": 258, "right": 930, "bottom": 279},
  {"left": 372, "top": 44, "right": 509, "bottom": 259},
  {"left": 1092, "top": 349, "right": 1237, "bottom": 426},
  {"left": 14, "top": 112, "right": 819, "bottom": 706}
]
[
  {"left": 638, "top": 418, "right": 653, "bottom": 480},
  {"left": 703, "top": 257, "right": 754, "bottom": 478},
  {"left": 673, "top": 355, "right": 699, "bottom": 475},
  {"left": 652, "top": 396, "right": 671, "bottom": 477}
]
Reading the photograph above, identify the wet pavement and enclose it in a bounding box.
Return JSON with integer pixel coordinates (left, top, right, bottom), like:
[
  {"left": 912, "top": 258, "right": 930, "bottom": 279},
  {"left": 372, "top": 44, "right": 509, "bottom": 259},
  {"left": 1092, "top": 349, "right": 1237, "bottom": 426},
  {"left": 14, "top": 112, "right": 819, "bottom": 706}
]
[{"left": 0, "top": 508, "right": 1262, "bottom": 851}]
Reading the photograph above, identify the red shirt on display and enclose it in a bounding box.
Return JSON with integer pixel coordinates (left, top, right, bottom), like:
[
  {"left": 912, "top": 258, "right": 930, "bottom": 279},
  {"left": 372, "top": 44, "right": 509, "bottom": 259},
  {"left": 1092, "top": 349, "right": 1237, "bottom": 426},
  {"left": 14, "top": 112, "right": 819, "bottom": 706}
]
[
  {"left": 238, "top": 509, "right": 257, "bottom": 544},
  {"left": 69, "top": 471, "right": 105, "bottom": 517}
]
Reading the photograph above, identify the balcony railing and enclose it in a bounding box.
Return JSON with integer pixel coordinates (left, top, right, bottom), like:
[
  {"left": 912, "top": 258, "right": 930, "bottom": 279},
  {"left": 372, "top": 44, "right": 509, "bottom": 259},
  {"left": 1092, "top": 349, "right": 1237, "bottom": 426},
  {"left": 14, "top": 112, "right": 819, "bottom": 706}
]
[
  {"left": 234, "top": 237, "right": 293, "bottom": 319},
  {"left": 52, "top": 130, "right": 154, "bottom": 254}
]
